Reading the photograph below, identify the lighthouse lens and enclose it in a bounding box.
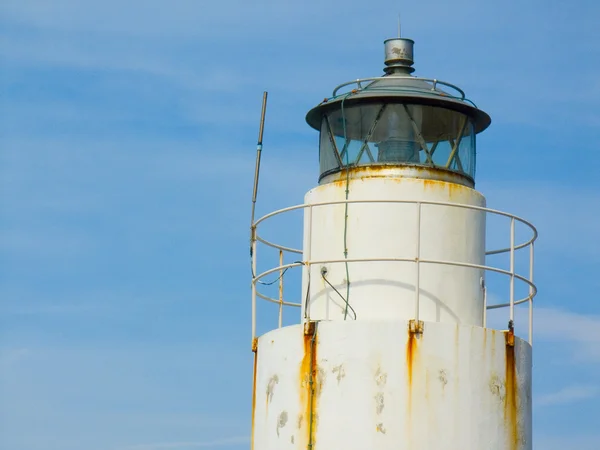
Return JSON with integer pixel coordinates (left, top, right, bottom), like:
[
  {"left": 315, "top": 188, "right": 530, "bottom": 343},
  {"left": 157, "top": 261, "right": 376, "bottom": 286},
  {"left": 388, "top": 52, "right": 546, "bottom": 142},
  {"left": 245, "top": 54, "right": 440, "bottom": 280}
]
[{"left": 318, "top": 102, "right": 476, "bottom": 180}]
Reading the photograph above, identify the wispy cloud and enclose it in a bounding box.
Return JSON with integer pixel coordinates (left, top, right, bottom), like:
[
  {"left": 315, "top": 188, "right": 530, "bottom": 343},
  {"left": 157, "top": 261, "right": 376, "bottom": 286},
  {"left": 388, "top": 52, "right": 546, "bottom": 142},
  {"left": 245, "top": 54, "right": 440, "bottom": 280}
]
[
  {"left": 121, "top": 436, "right": 249, "bottom": 450},
  {"left": 537, "top": 384, "right": 600, "bottom": 407},
  {"left": 534, "top": 307, "right": 600, "bottom": 362},
  {"left": 483, "top": 304, "right": 600, "bottom": 362},
  {"left": 0, "top": 347, "right": 31, "bottom": 368},
  {"left": 534, "top": 434, "right": 600, "bottom": 450},
  {"left": 482, "top": 182, "right": 600, "bottom": 261}
]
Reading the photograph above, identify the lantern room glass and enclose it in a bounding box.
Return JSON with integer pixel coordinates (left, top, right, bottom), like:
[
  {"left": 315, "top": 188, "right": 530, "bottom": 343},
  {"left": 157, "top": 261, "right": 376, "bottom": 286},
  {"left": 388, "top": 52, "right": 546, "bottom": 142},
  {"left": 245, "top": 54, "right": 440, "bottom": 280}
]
[{"left": 318, "top": 102, "right": 476, "bottom": 180}]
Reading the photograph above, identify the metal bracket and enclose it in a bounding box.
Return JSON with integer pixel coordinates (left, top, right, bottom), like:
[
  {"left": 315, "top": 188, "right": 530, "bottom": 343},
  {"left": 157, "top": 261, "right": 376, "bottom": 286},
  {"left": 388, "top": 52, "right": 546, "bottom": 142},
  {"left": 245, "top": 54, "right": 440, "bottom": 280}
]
[
  {"left": 505, "top": 329, "right": 515, "bottom": 347},
  {"left": 304, "top": 320, "right": 316, "bottom": 336},
  {"left": 446, "top": 117, "right": 468, "bottom": 171},
  {"left": 325, "top": 115, "right": 344, "bottom": 168},
  {"left": 408, "top": 319, "right": 424, "bottom": 335}
]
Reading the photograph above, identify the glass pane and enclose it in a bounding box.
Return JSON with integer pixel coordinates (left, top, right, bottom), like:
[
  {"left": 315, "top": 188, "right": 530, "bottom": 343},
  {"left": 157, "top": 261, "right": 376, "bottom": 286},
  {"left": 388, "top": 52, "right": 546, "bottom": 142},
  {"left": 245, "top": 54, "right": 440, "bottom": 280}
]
[
  {"left": 318, "top": 102, "right": 477, "bottom": 180},
  {"left": 319, "top": 117, "right": 340, "bottom": 175}
]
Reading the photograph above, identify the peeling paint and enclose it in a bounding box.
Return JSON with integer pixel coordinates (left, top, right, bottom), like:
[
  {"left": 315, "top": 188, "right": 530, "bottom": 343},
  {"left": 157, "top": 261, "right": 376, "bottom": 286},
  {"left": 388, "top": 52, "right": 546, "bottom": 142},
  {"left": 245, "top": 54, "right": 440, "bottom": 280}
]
[
  {"left": 376, "top": 423, "right": 387, "bottom": 434},
  {"left": 266, "top": 375, "right": 279, "bottom": 404},
  {"left": 374, "top": 392, "right": 385, "bottom": 415},
  {"left": 332, "top": 364, "right": 345, "bottom": 384},
  {"left": 375, "top": 366, "right": 388, "bottom": 387},
  {"left": 489, "top": 373, "right": 506, "bottom": 401},
  {"left": 276, "top": 411, "right": 288, "bottom": 437},
  {"left": 317, "top": 367, "right": 326, "bottom": 391},
  {"left": 438, "top": 369, "right": 448, "bottom": 388}
]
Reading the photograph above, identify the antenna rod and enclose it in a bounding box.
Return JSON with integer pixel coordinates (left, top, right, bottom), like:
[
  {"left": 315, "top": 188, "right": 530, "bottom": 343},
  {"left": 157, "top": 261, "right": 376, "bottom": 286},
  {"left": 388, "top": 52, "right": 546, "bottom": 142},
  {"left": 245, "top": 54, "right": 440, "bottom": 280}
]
[{"left": 251, "top": 91, "right": 268, "bottom": 229}]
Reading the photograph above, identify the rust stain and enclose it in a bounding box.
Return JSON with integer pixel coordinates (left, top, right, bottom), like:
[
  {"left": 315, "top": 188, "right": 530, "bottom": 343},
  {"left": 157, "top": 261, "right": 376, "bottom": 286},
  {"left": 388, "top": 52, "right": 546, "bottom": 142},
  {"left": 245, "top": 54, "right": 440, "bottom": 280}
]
[
  {"left": 250, "top": 348, "right": 258, "bottom": 450},
  {"left": 483, "top": 327, "right": 488, "bottom": 350},
  {"left": 406, "top": 324, "right": 421, "bottom": 444},
  {"left": 324, "top": 165, "right": 475, "bottom": 188},
  {"left": 300, "top": 322, "right": 319, "bottom": 449},
  {"left": 422, "top": 177, "right": 471, "bottom": 201},
  {"left": 406, "top": 330, "right": 417, "bottom": 387},
  {"left": 406, "top": 324, "right": 420, "bottom": 425},
  {"left": 504, "top": 331, "right": 519, "bottom": 450},
  {"left": 332, "top": 177, "right": 352, "bottom": 188}
]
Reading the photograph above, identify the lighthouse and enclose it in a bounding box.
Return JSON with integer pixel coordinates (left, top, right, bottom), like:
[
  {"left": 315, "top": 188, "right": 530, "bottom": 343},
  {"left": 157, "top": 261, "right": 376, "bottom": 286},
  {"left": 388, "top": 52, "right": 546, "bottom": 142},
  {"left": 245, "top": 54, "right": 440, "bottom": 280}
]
[{"left": 250, "top": 35, "right": 537, "bottom": 450}]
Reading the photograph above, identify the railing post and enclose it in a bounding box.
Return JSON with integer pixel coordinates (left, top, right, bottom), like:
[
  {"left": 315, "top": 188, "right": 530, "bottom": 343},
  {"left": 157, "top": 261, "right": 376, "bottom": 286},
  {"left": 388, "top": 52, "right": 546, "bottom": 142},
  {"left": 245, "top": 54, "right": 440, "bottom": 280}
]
[
  {"left": 414, "top": 202, "right": 421, "bottom": 321},
  {"left": 278, "top": 249, "right": 284, "bottom": 328},
  {"left": 528, "top": 241, "right": 534, "bottom": 345},
  {"left": 509, "top": 217, "right": 515, "bottom": 325},
  {"left": 304, "top": 205, "right": 313, "bottom": 322},
  {"left": 251, "top": 227, "right": 257, "bottom": 345},
  {"left": 482, "top": 278, "right": 487, "bottom": 328}
]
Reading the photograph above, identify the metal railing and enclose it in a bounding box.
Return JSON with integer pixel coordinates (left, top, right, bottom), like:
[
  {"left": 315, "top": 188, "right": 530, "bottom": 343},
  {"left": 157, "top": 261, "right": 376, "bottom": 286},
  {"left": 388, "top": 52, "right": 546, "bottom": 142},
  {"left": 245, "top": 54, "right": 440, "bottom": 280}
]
[
  {"left": 330, "top": 77, "right": 475, "bottom": 105},
  {"left": 251, "top": 199, "right": 537, "bottom": 345}
]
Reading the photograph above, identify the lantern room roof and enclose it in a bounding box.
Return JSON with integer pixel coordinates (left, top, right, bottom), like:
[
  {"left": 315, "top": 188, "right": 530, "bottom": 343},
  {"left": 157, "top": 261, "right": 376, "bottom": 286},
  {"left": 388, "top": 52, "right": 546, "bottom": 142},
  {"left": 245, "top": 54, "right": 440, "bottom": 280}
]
[{"left": 305, "top": 38, "right": 492, "bottom": 134}]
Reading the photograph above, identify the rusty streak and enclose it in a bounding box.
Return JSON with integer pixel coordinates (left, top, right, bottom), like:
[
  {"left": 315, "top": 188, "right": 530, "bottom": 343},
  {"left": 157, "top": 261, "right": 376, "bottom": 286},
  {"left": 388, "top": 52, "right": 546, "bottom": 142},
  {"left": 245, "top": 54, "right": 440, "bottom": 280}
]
[
  {"left": 300, "top": 322, "right": 318, "bottom": 449},
  {"left": 406, "top": 324, "right": 420, "bottom": 443},
  {"left": 250, "top": 348, "right": 258, "bottom": 450},
  {"left": 504, "top": 331, "right": 519, "bottom": 450},
  {"left": 406, "top": 328, "right": 418, "bottom": 387},
  {"left": 327, "top": 165, "right": 474, "bottom": 188}
]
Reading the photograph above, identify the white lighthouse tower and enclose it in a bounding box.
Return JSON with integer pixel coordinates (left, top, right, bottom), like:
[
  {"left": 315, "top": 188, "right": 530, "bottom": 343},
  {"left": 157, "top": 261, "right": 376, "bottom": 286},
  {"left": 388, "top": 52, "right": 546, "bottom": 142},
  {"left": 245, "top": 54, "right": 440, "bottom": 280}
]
[{"left": 250, "top": 35, "right": 537, "bottom": 450}]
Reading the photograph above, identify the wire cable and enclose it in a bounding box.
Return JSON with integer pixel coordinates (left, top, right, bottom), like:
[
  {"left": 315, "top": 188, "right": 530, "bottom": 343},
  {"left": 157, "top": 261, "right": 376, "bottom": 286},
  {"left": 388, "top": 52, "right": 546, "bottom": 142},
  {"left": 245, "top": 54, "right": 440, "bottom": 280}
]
[
  {"left": 303, "top": 268, "right": 311, "bottom": 320},
  {"left": 322, "top": 271, "right": 357, "bottom": 320},
  {"left": 340, "top": 93, "right": 354, "bottom": 320},
  {"left": 250, "top": 260, "right": 304, "bottom": 286}
]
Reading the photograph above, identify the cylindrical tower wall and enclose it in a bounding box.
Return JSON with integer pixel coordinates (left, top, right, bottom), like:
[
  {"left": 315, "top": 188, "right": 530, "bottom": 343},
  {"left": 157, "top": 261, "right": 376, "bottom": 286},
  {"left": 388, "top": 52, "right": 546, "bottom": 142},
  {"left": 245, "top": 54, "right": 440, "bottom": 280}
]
[
  {"left": 251, "top": 321, "right": 532, "bottom": 450},
  {"left": 301, "top": 169, "right": 486, "bottom": 326}
]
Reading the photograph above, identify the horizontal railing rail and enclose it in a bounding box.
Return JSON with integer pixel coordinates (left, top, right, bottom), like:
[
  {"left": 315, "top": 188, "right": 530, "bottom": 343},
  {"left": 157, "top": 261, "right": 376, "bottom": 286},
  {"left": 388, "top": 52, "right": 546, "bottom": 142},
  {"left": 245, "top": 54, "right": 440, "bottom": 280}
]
[
  {"left": 251, "top": 199, "right": 537, "bottom": 347},
  {"left": 331, "top": 77, "right": 468, "bottom": 102}
]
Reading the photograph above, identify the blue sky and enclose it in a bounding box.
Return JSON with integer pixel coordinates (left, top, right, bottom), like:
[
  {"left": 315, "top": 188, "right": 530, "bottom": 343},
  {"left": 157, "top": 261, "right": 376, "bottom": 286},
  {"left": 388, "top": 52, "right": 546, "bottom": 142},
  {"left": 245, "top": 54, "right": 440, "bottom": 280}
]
[{"left": 1, "top": 0, "right": 599, "bottom": 449}]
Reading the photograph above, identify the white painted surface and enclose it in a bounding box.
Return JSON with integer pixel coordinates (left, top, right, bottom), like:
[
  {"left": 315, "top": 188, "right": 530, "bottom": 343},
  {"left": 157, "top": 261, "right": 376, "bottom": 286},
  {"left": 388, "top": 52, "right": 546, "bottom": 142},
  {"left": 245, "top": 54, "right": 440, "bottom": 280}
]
[
  {"left": 301, "top": 176, "right": 486, "bottom": 326},
  {"left": 252, "top": 321, "right": 532, "bottom": 450}
]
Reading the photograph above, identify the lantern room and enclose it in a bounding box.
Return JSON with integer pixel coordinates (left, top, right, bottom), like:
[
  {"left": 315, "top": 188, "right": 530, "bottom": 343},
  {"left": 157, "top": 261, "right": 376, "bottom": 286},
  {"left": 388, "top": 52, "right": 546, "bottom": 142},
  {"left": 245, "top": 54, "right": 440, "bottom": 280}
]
[{"left": 306, "top": 38, "right": 491, "bottom": 186}]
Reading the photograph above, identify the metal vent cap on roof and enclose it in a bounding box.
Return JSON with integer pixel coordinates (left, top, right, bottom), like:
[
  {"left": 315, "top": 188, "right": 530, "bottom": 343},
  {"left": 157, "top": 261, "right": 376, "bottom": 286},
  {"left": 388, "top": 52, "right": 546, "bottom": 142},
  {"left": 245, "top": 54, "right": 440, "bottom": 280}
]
[{"left": 384, "top": 38, "right": 415, "bottom": 74}]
